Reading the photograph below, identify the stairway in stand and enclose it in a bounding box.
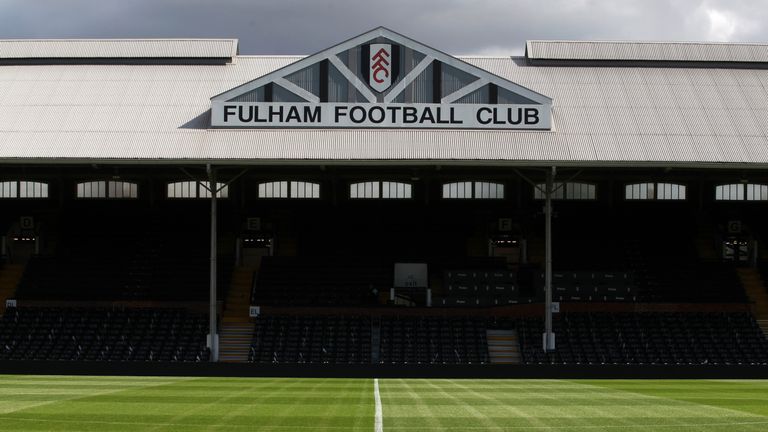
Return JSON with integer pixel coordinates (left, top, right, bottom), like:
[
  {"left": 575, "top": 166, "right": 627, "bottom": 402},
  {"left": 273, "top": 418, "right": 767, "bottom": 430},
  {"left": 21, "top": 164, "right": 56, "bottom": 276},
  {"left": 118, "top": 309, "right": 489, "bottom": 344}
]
[
  {"left": 219, "top": 266, "right": 257, "bottom": 363},
  {"left": 758, "top": 319, "right": 768, "bottom": 341},
  {"left": 486, "top": 329, "right": 522, "bottom": 364},
  {"left": 736, "top": 267, "right": 768, "bottom": 340},
  {"left": 0, "top": 263, "right": 24, "bottom": 316}
]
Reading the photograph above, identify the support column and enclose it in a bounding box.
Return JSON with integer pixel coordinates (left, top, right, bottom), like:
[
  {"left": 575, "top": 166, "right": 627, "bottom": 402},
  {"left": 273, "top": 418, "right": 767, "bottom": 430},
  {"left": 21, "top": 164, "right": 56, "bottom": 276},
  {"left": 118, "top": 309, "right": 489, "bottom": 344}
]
[
  {"left": 208, "top": 164, "right": 219, "bottom": 362},
  {"left": 543, "top": 166, "right": 556, "bottom": 352}
]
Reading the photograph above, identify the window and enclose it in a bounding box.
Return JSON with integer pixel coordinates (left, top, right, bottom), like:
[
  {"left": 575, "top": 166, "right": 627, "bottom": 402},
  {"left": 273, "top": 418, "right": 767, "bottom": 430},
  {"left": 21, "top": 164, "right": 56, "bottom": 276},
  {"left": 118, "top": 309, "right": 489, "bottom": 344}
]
[
  {"left": 534, "top": 182, "right": 595, "bottom": 200},
  {"left": 716, "top": 183, "right": 768, "bottom": 201},
  {"left": 625, "top": 182, "right": 686, "bottom": 200},
  {"left": 0, "top": 181, "right": 49, "bottom": 199},
  {"left": 381, "top": 182, "right": 412, "bottom": 199},
  {"left": 258, "top": 181, "right": 319, "bottom": 199},
  {"left": 442, "top": 182, "right": 504, "bottom": 199},
  {"left": 290, "top": 181, "right": 320, "bottom": 199},
  {"left": 77, "top": 181, "right": 137, "bottom": 199},
  {"left": 167, "top": 181, "right": 229, "bottom": 199},
  {"left": 746, "top": 184, "right": 768, "bottom": 201},
  {"left": 350, "top": 181, "right": 411, "bottom": 199}
]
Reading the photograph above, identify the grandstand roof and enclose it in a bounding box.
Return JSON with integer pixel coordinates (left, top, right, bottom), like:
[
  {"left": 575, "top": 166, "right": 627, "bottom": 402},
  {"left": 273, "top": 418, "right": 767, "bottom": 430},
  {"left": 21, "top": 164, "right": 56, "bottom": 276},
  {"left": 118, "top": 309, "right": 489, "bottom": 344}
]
[
  {"left": 526, "top": 40, "right": 768, "bottom": 63},
  {"left": 1, "top": 38, "right": 768, "bottom": 167},
  {"left": 0, "top": 38, "right": 238, "bottom": 60}
]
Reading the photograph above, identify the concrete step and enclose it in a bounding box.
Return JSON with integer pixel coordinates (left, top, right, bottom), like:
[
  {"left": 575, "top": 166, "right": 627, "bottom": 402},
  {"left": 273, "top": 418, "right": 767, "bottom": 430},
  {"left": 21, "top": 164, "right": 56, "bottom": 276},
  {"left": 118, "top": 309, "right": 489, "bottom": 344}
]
[
  {"left": 486, "top": 329, "right": 521, "bottom": 365},
  {"left": 221, "top": 326, "right": 254, "bottom": 331},
  {"left": 757, "top": 320, "right": 768, "bottom": 332}
]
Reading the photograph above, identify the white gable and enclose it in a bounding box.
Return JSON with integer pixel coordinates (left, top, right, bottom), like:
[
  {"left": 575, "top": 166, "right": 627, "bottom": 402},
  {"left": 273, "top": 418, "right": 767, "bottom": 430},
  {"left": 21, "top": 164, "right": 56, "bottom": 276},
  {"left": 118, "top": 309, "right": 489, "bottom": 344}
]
[{"left": 211, "top": 27, "right": 552, "bottom": 130}]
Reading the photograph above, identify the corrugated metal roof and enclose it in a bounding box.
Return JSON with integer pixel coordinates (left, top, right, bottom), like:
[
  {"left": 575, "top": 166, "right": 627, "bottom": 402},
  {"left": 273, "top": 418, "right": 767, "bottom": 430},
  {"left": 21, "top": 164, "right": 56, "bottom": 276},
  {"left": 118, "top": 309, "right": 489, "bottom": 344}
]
[
  {"left": 0, "top": 39, "right": 238, "bottom": 59},
  {"left": 526, "top": 40, "right": 768, "bottom": 63},
  {"left": 0, "top": 51, "right": 768, "bottom": 167}
]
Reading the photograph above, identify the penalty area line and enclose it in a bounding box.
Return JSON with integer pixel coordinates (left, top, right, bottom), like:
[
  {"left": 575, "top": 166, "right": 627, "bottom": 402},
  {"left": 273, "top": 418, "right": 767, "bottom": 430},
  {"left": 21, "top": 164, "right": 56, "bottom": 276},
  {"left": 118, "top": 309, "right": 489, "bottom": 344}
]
[{"left": 374, "top": 378, "right": 383, "bottom": 432}]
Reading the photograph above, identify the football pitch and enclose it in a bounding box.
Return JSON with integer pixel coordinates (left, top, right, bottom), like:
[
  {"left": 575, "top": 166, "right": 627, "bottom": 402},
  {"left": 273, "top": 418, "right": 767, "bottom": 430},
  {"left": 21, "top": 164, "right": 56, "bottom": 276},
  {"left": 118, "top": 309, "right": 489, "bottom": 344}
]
[{"left": 1, "top": 376, "right": 767, "bottom": 431}]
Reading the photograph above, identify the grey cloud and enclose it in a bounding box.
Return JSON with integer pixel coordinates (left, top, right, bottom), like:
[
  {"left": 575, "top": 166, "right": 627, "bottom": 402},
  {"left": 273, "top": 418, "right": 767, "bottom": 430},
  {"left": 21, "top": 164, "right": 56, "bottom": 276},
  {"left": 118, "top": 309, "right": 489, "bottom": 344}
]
[{"left": 0, "top": 0, "right": 766, "bottom": 55}]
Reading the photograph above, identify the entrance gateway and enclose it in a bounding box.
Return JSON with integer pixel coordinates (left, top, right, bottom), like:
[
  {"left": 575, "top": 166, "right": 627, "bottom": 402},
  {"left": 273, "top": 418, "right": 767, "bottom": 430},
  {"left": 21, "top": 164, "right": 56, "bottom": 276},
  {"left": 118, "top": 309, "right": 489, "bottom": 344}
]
[{"left": 210, "top": 27, "right": 557, "bottom": 354}]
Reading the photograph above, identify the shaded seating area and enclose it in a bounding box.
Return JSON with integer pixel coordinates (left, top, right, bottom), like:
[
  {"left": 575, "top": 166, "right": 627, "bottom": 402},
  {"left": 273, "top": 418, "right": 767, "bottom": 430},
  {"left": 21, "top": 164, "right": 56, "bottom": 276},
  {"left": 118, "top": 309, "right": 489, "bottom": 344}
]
[
  {"left": 252, "top": 257, "right": 390, "bottom": 306},
  {"left": 0, "top": 307, "right": 209, "bottom": 362},
  {"left": 379, "top": 316, "right": 488, "bottom": 364},
  {"left": 518, "top": 312, "right": 768, "bottom": 365},
  {"left": 248, "top": 315, "right": 371, "bottom": 364},
  {"left": 15, "top": 212, "right": 232, "bottom": 301}
]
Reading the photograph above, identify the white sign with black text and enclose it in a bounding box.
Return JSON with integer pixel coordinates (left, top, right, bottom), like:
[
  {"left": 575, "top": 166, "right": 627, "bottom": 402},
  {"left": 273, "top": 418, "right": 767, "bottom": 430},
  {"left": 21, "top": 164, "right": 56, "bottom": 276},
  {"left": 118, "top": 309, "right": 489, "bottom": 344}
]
[{"left": 211, "top": 102, "right": 550, "bottom": 130}]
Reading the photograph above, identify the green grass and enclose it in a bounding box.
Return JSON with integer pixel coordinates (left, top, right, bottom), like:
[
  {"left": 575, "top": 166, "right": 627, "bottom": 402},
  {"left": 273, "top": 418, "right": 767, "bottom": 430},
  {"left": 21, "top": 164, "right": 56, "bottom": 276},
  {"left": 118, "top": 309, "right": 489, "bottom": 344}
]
[{"left": 1, "top": 376, "right": 767, "bottom": 431}]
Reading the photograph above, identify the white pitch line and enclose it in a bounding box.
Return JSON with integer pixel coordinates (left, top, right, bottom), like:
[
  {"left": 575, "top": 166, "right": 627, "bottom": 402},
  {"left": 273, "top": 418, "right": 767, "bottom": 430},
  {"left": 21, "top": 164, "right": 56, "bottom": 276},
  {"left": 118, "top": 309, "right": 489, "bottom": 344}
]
[{"left": 374, "top": 378, "right": 383, "bottom": 432}]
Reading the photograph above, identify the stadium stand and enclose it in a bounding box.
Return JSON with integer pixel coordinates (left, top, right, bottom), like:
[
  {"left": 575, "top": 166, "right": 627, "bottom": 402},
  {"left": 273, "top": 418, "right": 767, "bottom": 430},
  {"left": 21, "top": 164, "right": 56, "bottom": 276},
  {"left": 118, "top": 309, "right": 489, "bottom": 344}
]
[
  {"left": 2, "top": 30, "right": 768, "bottom": 383},
  {"left": 0, "top": 307, "right": 209, "bottom": 362}
]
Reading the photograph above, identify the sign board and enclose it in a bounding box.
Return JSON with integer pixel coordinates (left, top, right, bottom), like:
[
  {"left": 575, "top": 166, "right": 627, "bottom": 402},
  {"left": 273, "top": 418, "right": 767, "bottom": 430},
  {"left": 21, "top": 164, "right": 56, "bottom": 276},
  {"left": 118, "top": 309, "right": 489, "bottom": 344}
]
[
  {"left": 249, "top": 306, "right": 261, "bottom": 318},
  {"left": 551, "top": 302, "right": 560, "bottom": 313},
  {"left": 498, "top": 218, "right": 513, "bottom": 232},
  {"left": 246, "top": 217, "right": 261, "bottom": 231},
  {"left": 20, "top": 216, "right": 34, "bottom": 230},
  {"left": 5, "top": 299, "right": 16, "bottom": 308},
  {"left": 210, "top": 28, "right": 552, "bottom": 131},
  {"left": 728, "top": 220, "right": 742, "bottom": 234},
  {"left": 211, "top": 102, "right": 550, "bottom": 130},
  {"left": 394, "top": 263, "right": 428, "bottom": 288}
]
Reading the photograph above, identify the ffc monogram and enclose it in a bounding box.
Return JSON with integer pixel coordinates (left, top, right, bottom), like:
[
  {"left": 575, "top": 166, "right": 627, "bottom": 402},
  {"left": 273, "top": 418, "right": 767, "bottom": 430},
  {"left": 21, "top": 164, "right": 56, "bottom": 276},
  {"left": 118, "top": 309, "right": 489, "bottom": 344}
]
[{"left": 369, "top": 44, "right": 392, "bottom": 92}]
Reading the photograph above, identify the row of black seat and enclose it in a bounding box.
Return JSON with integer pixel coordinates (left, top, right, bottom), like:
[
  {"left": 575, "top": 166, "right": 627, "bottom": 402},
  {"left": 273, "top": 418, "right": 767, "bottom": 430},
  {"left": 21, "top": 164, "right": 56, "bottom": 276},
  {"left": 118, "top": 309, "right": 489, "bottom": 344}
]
[
  {"left": 249, "top": 315, "right": 371, "bottom": 364},
  {"left": 515, "top": 312, "right": 768, "bottom": 365},
  {"left": 380, "top": 316, "right": 488, "bottom": 364},
  {"left": 0, "top": 307, "right": 209, "bottom": 362}
]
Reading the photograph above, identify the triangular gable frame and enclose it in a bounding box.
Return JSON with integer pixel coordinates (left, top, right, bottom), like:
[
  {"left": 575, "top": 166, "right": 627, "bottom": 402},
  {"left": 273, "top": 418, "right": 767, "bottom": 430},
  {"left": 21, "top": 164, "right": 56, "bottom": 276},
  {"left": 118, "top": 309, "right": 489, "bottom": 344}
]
[{"left": 211, "top": 27, "right": 552, "bottom": 106}]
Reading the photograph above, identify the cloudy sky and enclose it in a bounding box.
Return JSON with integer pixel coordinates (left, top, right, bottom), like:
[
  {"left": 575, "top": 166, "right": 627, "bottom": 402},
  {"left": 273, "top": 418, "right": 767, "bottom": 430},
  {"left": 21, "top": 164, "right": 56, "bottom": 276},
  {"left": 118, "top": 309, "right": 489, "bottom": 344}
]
[{"left": 0, "top": 0, "right": 766, "bottom": 55}]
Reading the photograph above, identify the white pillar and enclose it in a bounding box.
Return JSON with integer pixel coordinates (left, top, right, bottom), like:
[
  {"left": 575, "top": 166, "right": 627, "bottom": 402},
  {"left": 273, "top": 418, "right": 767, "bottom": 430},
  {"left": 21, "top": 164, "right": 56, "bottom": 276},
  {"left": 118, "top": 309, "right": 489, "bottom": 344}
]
[
  {"left": 543, "top": 167, "right": 556, "bottom": 352},
  {"left": 208, "top": 165, "right": 219, "bottom": 362}
]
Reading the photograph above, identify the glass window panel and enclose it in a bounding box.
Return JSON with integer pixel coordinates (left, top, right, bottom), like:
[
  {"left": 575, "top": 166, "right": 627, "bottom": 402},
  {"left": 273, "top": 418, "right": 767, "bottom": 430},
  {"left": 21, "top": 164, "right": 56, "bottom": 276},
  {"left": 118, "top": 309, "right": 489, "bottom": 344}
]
[
  {"left": 167, "top": 181, "right": 197, "bottom": 198},
  {"left": 289, "top": 181, "right": 320, "bottom": 199},
  {"left": 0, "top": 181, "right": 17, "bottom": 198},
  {"left": 656, "top": 183, "right": 686, "bottom": 200},
  {"left": 746, "top": 184, "right": 768, "bottom": 201},
  {"left": 442, "top": 182, "right": 473, "bottom": 199},
  {"left": 716, "top": 184, "right": 744, "bottom": 201},
  {"left": 474, "top": 182, "right": 504, "bottom": 199},
  {"left": 258, "top": 181, "right": 288, "bottom": 198},
  {"left": 76, "top": 181, "right": 106, "bottom": 198},
  {"left": 199, "top": 182, "right": 228, "bottom": 198},
  {"left": 108, "top": 181, "right": 138, "bottom": 199},
  {"left": 380, "top": 182, "right": 412, "bottom": 199},
  {"left": 564, "top": 182, "right": 596, "bottom": 200},
  {"left": 350, "top": 182, "right": 379, "bottom": 199}
]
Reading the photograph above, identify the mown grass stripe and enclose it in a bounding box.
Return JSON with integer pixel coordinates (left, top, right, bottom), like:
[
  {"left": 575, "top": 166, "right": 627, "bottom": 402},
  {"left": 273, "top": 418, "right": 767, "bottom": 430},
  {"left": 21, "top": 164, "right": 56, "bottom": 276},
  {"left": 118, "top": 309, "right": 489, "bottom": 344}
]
[{"left": 0, "top": 376, "right": 767, "bottom": 432}]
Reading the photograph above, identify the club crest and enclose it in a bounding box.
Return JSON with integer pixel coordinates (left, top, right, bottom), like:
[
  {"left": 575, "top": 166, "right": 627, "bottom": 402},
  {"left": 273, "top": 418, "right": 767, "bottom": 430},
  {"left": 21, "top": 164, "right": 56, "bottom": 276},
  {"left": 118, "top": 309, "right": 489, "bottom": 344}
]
[{"left": 368, "top": 44, "right": 393, "bottom": 93}]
